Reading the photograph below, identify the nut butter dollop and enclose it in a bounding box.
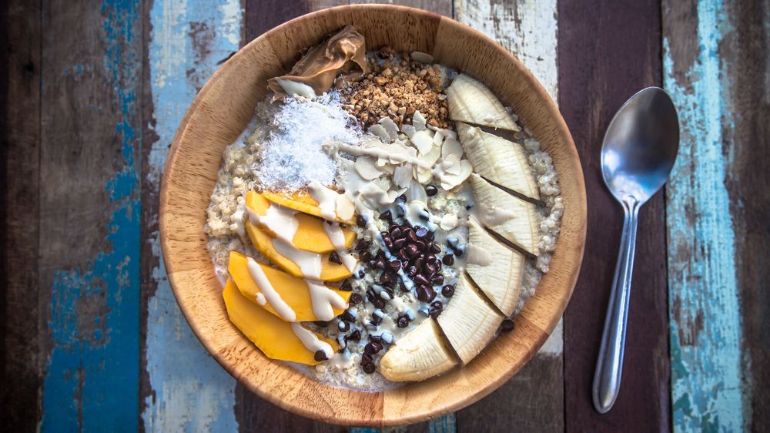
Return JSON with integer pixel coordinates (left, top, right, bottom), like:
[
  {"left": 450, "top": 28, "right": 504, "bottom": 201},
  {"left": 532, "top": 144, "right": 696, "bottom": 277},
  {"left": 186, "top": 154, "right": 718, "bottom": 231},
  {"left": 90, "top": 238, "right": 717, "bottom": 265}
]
[{"left": 268, "top": 25, "right": 368, "bottom": 98}]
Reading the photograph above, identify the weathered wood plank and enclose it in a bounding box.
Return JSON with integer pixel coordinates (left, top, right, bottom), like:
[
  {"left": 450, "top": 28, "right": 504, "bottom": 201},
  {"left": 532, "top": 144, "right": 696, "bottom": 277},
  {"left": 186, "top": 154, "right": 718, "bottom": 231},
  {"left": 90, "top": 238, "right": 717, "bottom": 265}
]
[
  {"left": 1, "top": 0, "right": 42, "bottom": 431},
  {"left": 37, "top": 0, "right": 143, "bottom": 431},
  {"left": 140, "top": 0, "right": 243, "bottom": 432},
  {"left": 663, "top": 0, "right": 769, "bottom": 431},
  {"left": 453, "top": 1, "right": 563, "bottom": 431},
  {"left": 559, "top": 0, "right": 669, "bottom": 432}
]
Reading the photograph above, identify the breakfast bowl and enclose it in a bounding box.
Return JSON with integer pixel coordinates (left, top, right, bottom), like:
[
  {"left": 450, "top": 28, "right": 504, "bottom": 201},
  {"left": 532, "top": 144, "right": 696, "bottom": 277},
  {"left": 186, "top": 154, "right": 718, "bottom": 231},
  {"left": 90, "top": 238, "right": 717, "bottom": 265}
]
[{"left": 159, "top": 4, "right": 586, "bottom": 427}]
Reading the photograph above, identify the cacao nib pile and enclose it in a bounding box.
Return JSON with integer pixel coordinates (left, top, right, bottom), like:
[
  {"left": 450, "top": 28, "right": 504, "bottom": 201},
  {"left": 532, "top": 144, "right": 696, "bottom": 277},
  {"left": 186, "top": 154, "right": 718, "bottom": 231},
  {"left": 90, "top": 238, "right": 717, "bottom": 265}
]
[{"left": 331, "top": 193, "right": 464, "bottom": 374}]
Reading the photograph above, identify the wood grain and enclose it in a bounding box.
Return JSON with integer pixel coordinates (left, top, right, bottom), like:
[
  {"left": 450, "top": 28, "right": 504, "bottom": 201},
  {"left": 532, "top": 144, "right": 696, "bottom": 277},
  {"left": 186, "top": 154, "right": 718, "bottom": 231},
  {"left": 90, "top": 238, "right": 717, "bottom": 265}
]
[
  {"left": 558, "top": 0, "right": 670, "bottom": 432},
  {"left": 38, "top": 1, "right": 143, "bottom": 431},
  {"left": 663, "top": 0, "right": 770, "bottom": 431},
  {"left": 1, "top": 0, "right": 42, "bottom": 431},
  {"left": 141, "top": 0, "right": 242, "bottom": 431},
  {"left": 159, "top": 5, "right": 585, "bottom": 427}
]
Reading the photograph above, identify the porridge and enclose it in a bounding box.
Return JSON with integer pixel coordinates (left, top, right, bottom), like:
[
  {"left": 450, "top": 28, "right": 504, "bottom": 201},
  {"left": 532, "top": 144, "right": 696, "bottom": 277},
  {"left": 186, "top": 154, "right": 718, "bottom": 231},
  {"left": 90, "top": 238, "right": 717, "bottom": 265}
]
[{"left": 205, "top": 26, "right": 563, "bottom": 391}]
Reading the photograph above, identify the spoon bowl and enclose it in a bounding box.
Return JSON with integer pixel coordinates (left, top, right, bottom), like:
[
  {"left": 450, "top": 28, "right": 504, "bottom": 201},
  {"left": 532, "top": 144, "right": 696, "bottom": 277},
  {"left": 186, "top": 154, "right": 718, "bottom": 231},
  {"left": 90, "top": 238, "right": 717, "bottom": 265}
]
[
  {"left": 601, "top": 87, "right": 679, "bottom": 204},
  {"left": 593, "top": 87, "right": 679, "bottom": 414}
]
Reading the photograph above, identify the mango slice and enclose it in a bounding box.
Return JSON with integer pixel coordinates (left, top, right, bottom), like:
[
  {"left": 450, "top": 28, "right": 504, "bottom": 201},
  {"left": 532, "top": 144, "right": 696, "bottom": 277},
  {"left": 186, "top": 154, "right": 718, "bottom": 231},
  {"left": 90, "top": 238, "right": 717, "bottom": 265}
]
[
  {"left": 262, "top": 190, "right": 356, "bottom": 225},
  {"left": 228, "top": 251, "right": 351, "bottom": 322},
  {"left": 246, "top": 191, "right": 356, "bottom": 254},
  {"left": 223, "top": 279, "right": 337, "bottom": 366},
  {"left": 245, "top": 221, "right": 352, "bottom": 281}
]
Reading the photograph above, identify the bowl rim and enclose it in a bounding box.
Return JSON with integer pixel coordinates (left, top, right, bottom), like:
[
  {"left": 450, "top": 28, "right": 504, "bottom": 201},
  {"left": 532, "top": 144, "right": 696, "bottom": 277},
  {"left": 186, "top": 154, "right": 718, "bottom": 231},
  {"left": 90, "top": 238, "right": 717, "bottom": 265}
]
[{"left": 159, "top": 3, "right": 586, "bottom": 427}]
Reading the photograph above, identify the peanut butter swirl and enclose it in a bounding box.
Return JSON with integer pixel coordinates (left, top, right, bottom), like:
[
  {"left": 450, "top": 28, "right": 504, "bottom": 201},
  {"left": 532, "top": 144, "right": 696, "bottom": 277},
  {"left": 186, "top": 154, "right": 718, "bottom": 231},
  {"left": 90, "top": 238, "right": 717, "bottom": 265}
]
[{"left": 268, "top": 25, "right": 369, "bottom": 97}]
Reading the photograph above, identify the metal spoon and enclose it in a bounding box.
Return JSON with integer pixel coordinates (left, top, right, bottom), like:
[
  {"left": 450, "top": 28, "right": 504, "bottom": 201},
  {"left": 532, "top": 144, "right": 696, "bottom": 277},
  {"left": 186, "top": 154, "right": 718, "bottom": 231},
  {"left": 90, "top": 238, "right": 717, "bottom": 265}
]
[{"left": 592, "top": 87, "right": 679, "bottom": 414}]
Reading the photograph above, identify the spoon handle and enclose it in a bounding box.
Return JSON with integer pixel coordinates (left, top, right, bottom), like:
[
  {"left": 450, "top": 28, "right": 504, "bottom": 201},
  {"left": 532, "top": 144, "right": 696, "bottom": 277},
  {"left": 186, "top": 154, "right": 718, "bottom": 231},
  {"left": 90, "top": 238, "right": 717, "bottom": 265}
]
[{"left": 592, "top": 197, "right": 640, "bottom": 414}]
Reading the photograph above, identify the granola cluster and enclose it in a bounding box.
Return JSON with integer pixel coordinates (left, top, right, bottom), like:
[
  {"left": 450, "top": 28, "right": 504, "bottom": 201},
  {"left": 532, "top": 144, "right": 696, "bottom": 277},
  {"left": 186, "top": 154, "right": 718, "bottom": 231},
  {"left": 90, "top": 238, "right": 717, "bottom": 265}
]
[{"left": 337, "top": 48, "right": 450, "bottom": 129}]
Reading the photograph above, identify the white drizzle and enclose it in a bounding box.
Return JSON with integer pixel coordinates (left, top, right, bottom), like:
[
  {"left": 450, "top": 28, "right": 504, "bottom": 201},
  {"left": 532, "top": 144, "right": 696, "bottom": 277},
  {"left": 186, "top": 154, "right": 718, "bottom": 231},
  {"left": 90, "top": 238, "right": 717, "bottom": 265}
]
[
  {"left": 308, "top": 180, "right": 342, "bottom": 221},
  {"left": 323, "top": 222, "right": 358, "bottom": 272},
  {"left": 246, "top": 257, "right": 297, "bottom": 322},
  {"left": 291, "top": 323, "right": 334, "bottom": 359},
  {"left": 255, "top": 292, "right": 267, "bottom": 305},
  {"left": 272, "top": 238, "right": 322, "bottom": 278},
  {"left": 306, "top": 280, "right": 348, "bottom": 321},
  {"left": 247, "top": 204, "right": 300, "bottom": 245},
  {"left": 334, "top": 142, "right": 432, "bottom": 169}
]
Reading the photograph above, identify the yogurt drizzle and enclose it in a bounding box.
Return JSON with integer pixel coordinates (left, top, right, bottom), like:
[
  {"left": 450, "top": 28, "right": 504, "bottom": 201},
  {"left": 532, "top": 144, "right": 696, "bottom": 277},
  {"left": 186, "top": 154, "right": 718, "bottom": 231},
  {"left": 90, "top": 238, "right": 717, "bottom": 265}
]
[
  {"left": 291, "top": 323, "right": 334, "bottom": 359},
  {"left": 247, "top": 257, "right": 297, "bottom": 322}
]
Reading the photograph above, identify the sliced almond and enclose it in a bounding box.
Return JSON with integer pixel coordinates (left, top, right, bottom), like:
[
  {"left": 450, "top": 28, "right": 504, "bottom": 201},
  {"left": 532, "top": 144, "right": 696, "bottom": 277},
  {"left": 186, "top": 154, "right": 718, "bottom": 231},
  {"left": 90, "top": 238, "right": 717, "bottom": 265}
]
[
  {"left": 413, "top": 111, "right": 427, "bottom": 131},
  {"left": 355, "top": 156, "right": 384, "bottom": 180},
  {"left": 410, "top": 130, "right": 434, "bottom": 154},
  {"left": 368, "top": 124, "right": 391, "bottom": 142},
  {"left": 393, "top": 164, "right": 413, "bottom": 188},
  {"left": 379, "top": 117, "right": 400, "bottom": 141},
  {"left": 442, "top": 137, "right": 463, "bottom": 159}
]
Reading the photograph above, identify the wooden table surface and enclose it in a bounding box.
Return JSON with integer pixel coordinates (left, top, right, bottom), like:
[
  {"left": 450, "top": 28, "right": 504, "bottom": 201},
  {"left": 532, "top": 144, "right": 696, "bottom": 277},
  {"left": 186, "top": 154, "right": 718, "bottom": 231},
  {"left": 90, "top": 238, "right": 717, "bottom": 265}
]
[{"left": 1, "top": 0, "right": 767, "bottom": 432}]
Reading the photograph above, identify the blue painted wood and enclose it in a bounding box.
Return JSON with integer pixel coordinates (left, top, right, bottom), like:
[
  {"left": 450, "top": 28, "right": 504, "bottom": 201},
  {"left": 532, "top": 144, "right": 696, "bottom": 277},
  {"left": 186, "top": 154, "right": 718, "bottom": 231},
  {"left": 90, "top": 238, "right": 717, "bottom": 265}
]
[
  {"left": 663, "top": 0, "right": 746, "bottom": 432},
  {"left": 40, "top": 1, "right": 142, "bottom": 432},
  {"left": 141, "top": 0, "right": 242, "bottom": 432}
]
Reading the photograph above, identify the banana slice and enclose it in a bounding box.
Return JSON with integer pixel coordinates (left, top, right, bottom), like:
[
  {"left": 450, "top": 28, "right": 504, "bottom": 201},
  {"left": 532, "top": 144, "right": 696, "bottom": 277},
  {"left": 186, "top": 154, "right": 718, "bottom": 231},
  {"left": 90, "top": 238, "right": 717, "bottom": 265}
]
[
  {"left": 468, "top": 173, "right": 539, "bottom": 257},
  {"left": 436, "top": 274, "right": 504, "bottom": 363},
  {"left": 446, "top": 74, "right": 520, "bottom": 132},
  {"left": 466, "top": 217, "right": 524, "bottom": 316},
  {"left": 456, "top": 122, "right": 539, "bottom": 200},
  {"left": 379, "top": 319, "right": 458, "bottom": 382}
]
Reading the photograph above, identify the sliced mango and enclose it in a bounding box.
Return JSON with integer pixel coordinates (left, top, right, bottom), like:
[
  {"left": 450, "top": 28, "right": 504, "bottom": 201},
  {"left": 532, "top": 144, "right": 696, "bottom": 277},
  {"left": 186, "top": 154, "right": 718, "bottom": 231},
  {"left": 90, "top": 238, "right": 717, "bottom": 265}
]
[
  {"left": 262, "top": 190, "right": 356, "bottom": 225},
  {"left": 223, "top": 279, "right": 337, "bottom": 366},
  {"left": 246, "top": 191, "right": 356, "bottom": 254},
  {"left": 245, "top": 221, "right": 352, "bottom": 281},
  {"left": 228, "top": 251, "right": 351, "bottom": 322}
]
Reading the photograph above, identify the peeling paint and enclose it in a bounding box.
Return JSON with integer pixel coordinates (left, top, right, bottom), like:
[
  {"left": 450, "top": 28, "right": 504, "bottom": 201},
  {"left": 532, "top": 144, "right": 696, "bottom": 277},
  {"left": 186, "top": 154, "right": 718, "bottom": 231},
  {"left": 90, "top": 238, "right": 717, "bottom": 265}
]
[
  {"left": 142, "top": 0, "right": 242, "bottom": 432},
  {"left": 40, "top": 1, "right": 142, "bottom": 432},
  {"left": 664, "top": 0, "right": 746, "bottom": 431}
]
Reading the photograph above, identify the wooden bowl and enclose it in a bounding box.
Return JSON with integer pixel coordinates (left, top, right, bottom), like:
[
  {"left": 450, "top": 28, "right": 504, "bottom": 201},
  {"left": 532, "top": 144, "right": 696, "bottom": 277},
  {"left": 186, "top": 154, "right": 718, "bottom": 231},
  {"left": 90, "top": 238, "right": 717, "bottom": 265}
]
[{"left": 159, "top": 4, "right": 586, "bottom": 427}]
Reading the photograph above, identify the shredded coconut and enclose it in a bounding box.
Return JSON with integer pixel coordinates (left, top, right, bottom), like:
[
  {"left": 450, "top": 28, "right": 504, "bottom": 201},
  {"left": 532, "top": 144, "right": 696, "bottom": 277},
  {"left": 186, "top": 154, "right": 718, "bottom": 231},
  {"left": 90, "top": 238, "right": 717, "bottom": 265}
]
[{"left": 256, "top": 93, "right": 361, "bottom": 191}]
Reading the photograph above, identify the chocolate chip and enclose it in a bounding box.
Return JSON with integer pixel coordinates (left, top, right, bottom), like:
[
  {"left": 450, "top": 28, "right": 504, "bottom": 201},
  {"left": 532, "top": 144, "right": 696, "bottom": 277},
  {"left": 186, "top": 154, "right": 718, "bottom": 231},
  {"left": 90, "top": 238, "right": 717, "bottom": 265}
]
[
  {"left": 338, "top": 321, "right": 349, "bottom": 332},
  {"left": 340, "top": 280, "right": 352, "bottom": 291},
  {"left": 356, "top": 214, "right": 367, "bottom": 228},
  {"left": 360, "top": 251, "right": 372, "bottom": 262},
  {"left": 441, "top": 284, "right": 455, "bottom": 297},
  {"left": 424, "top": 262, "right": 437, "bottom": 276},
  {"left": 346, "top": 329, "right": 361, "bottom": 341},
  {"left": 370, "top": 314, "right": 382, "bottom": 325},
  {"left": 405, "top": 243, "right": 419, "bottom": 258},
  {"left": 367, "top": 289, "right": 386, "bottom": 309},
  {"left": 390, "top": 226, "right": 402, "bottom": 239},
  {"left": 362, "top": 361, "right": 376, "bottom": 374},
  {"left": 379, "top": 210, "right": 392, "bottom": 222},
  {"left": 414, "top": 274, "right": 430, "bottom": 287},
  {"left": 425, "top": 231, "right": 435, "bottom": 241},
  {"left": 349, "top": 293, "right": 363, "bottom": 304},
  {"left": 407, "top": 266, "right": 418, "bottom": 277},
  {"left": 314, "top": 350, "right": 328, "bottom": 361},
  {"left": 374, "top": 259, "right": 386, "bottom": 270},
  {"left": 388, "top": 260, "right": 402, "bottom": 271},
  {"left": 342, "top": 309, "right": 357, "bottom": 322},
  {"left": 407, "top": 229, "right": 419, "bottom": 243},
  {"left": 500, "top": 319, "right": 515, "bottom": 333},
  {"left": 429, "top": 301, "right": 443, "bottom": 318},
  {"left": 393, "top": 238, "right": 406, "bottom": 249},
  {"left": 364, "top": 341, "right": 383, "bottom": 355},
  {"left": 454, "top": 246, "right": 465, "bottom": 257},
  {"left": 356, "top": 239, "right": 371, "bottom": 252},
  {"left": 355, "top": 269, "right": 365, "bottom": 278},
  {"left": 396, "top": 315, "right": 410, "bottom": 328},
  {"left": 379, "top": 271, "right": 394, "bottom": 285},
  {"left": 413, "top": 240, "right": 426, "bottom": 251},
  {"left": 442, "top": 254, "right": 454, "bottom": 266},
  {"left": 413, "top": 257, "right": 425, "bottom": 272},
  {"left": 431, "top": 274, "right": 444, "bottom": 285},
  {"left": 431, "top": 243, "right": 441, "bottom": 254},
  {"left": 396, "top": 194, "right": 407, "bottom": 203},
  {"left": 415, "top": 226, "right": 429, "bottom": 239},
  {"left": 425, "top": 184, "right": 438, "bottom": 196},
  {"left": 329, "top": 251, "right": 341, "bottom": 264},
  {"left": 416, "top": 285, "right": 436, "bottom": 302},
  {"left": 369, "top": 334, "right": 383, "bottom": 344},
  {"left": 384, "top": 237, "right": 393, "bottom": 249}
]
